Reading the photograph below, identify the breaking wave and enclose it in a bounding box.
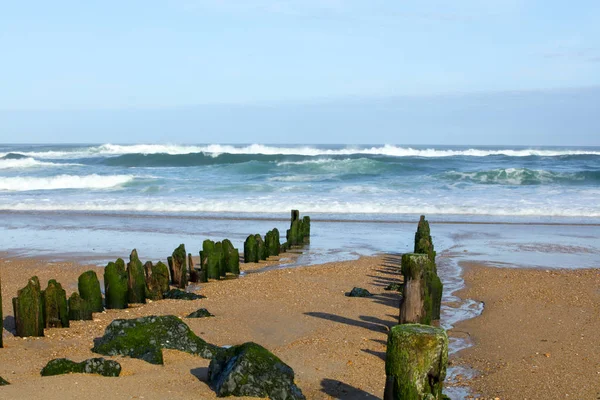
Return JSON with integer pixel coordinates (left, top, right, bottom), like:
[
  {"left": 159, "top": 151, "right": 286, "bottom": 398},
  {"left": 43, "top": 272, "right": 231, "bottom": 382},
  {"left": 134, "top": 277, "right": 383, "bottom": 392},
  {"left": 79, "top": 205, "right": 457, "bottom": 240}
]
[{"left": 0, "top": 174, "right": 136, "bottom": 191}]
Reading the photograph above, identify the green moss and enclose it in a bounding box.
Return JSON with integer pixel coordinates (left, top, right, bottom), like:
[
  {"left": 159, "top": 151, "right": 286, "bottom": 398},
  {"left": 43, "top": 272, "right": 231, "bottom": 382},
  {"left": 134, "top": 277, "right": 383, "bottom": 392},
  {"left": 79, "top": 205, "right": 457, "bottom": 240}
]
[
  {"left": 145, "top": 261, "right": 170, "bottom": 301},
  {"left": 301, "top": 216, "right": 311, "bottom": 243},
  {"left": 41, "top": 357, "right": 121, "bottom": 377},
  {"left": 78, "top": 270, "right": 103, "bottom": 312},
  {"left": 255, "top": 234, "right": 268, "bottom": 261},
  {"left": 92, "top": 315, "right": 218, "bottom": 364},
  {"left": 400, "top": 254, "right": 443, "bottom": 325},
  {"left": 162, "top": 289, "right": 205, "bottom": 300},
  {"left": 104, "top": 259, "right": 128, "bottom": 309},
  {"left": 171, "top": 244, "right": 188, "bottom": 288},
  {"left": 265, "top": 228, "right": 281, "bottom": 257},
  {"left": 384, "top": 324, "right": 448, "bottom": 400},
  {"left": 12, "top": 276, "right": 44, "bottom": 337},
  {"left": 126, "top": 250, "right": 146, "bottom": 304},
  {"left": 68, "top": 292, "right": 93, "bottom": 321},
  {"left": 42, "top": 279, "right": 69, "bottom": 328},
  {"left": 244, "top": 234, "right": 258, "bottom": 263},
  {"left": 414, "top": 215, "right": 437, "bottom": 268}
]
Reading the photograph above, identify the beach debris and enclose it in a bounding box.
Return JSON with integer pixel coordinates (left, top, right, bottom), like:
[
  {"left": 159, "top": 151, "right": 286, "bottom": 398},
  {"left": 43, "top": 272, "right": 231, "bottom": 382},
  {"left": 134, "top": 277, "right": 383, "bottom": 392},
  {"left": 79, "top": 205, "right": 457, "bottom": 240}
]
[
  {"left": 12, "top": 276, "right": 44, "bottom": 337},
  {"left": 127, "top": 249, "right": 146, "bottom": 304},
  {"left": 162, "top": 289, "right": 205, "bottom": 300},
  {"left": 285, "top": 210, "right": 310, "bottom": 247},
  {"left": 92, "top": 315, "right": 218, "bottom": 364},
  {"left": 41, "top": 357, "right": 121, "bottom": 377},
  {"left": 244, "top": 234, "right": 259, "bottom": 263},
  {"left": 384, "top": 282, "right": 403, "bottom": 292},
  {"left": 384, "top": 324, "right": 448, "bottom": 400},
  {"left": 68, "top": 292, "right": 93, "bottom": 321},
  {"left": 346, "top": 287, "right": 373, "bottom": 297},
  {"left": 0, "top": 272, "right": 3, "bottom": 347},
  {"left": 104, "top": 258, "right": 128, "bottom": 309},
  {"left": 188, "top": 253, "right": 199, "bottom": 282},
  {"left": 168, "top": 244, "right": 188, "bottom": 289},
  {"left": 265, "top": 228, "right": 281, "bottom": 257},
  {"left": 208, "top": 341, "right": 306, "bottom": 400},
  {"left": 78, "top": 270, "right": 104, "bottom": 312},
  {"left": 42, "top": 279, "right": 69, "bottom": 328},
  {"left": 145, "top": 260, "right": 170, "bottom": 301},
  {"left": 186, "top": 308, "right": 214, "bottom": 318},
  {"left": 414, "top": 215, "right": 437, "bottom": 266},
  {"left": 0, "top": 376, "right": 9, "bottom": 385},
  {"left": 400, "top": 253, "right": 442, "bottom": 325}
]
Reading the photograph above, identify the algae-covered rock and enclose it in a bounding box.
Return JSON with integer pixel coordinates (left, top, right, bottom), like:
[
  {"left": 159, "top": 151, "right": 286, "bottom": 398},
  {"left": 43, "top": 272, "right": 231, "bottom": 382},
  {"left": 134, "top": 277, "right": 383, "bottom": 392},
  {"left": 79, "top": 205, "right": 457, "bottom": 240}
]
[
  {"left": 170, "top": 244, "right": 188, "bottom": 289},
  {"left": 0, "top": 376, "right": 9, "bottom": 385},
  {"left": 127, "top": 249, "right": 146, "bottom": 304},
  {"left": 92, "top": 315, "right": 218, "bottom": 364},
  {"left": 208, "top": 342, "right": 305, "bottom": 400},
  {"left": 68, "top": 292, "right": 93, "bottom": 321},
  {"left": 41, "top": 357, "right": 121, "bottom": 377},
  {"left": 346, "top": 287, "right": 373, "bottom": 297},
  {"left": 244, "top": 234, "right": 259, "bottom": 263},
  {"left": 163, "top": 289, "right": 205, "bottom": 300},
  {"left": 104, "top": 258, "right": 128, "bottom": 309},
  {"left": 400, "top": 254, "right": 442, "bottom": 325},
  {"left": 12, "top": 276, "right": 44, "bottom": 337},
  {"left": 145, "top": 260, "right": 170, "bottom": 301},
  {"left": 42, "top": 279, "right": 69, "bottom": 328},
  {"left": 78, "top": 270, "right": 103, "bottom": 312},
  {"left": 186, "top": 308, "right": 214, "bottom": 318},
  {"left": 384, "top": 324, "right": 448, "bottom": 400}
]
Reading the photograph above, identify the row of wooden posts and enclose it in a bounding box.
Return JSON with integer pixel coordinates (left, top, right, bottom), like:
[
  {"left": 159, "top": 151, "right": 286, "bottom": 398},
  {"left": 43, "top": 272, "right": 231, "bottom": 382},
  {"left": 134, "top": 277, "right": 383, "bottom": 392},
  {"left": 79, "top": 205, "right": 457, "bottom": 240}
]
[{"left": 0, "top": 210, "right": 311, "bottom": 341}]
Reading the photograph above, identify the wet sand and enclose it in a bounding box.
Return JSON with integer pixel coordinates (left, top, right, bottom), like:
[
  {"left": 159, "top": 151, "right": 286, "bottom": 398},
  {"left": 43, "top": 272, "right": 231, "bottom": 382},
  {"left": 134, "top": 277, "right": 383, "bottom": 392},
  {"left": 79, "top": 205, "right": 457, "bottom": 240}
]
[
  {"left": 0, "top": 254, "right": 402, "bottom": 399},
  {"left": 451, "top": 264, "right": 600, "bottom": 400}
]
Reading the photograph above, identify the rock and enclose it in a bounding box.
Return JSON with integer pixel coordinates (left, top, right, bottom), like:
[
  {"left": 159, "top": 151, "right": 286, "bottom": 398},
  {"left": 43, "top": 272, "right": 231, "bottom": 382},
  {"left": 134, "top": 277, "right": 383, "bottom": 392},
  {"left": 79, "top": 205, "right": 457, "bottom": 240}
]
[
  {"left": 127, "top": 249, "right": 146, "bottom": 304},
  {"left": 208, "top": 342, "right": 305, "bottom": 400},
  {"left": 145, "top": 260, "right": 170, "bottom": 301},
  {"left": 12, "top": 276, "right": 44, "bottom": 337},
  {"left": 414, "top": 215, "right": 436, "bottom": 266},
  {"left": 400, "top": 254, "right": 442, "bottom": 325},
  {"left": 170, "top": 244, "right": 188, "bottom": 289},
  {"left": 255, "top": 234, "right": 268, "bottom": 261},
  {"left": 92, "top": 315, "right": 218, "bottom": 364},
  {"left": 244, "top": 234, "right": 259, "bottom": 263},
  {"left": 41, "top": 358, "right": 121, "bottom": 377},
  {"left": 68, "top": 292, "right": 93, "bottom": 321},
  {"left": 346, "top": 287, "right": 373, "bottom": 297},
  {"left": 384, "top": 282, "right": 403, "bottom": 292},
  {"left": 0, "top": 376, "right": 9, "bottom": 385},
  {"left": 162, "top": 289, "right": 205, "bottom": 300},
  {"left": 384, "top": 324, "right": 448, "bottom": 400},
  {"left": 78, "top": 270, "right": 103, "bottom": 313},
  {"left": 42, "top": 279, "right": 69, "bottom": 328},
  {"left": 186, "top": 308, "right": 214, "bottom": 318},
  {"left": 104, "top": 258, "right": 128, "bottom": 309}
]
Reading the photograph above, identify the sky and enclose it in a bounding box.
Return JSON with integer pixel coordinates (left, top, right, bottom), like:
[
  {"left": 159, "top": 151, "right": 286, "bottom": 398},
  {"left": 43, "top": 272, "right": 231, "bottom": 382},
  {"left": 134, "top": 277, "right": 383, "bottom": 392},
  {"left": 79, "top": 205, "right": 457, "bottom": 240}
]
[{"left": 1, "top": 0, "right": 599, "bottom": 145}]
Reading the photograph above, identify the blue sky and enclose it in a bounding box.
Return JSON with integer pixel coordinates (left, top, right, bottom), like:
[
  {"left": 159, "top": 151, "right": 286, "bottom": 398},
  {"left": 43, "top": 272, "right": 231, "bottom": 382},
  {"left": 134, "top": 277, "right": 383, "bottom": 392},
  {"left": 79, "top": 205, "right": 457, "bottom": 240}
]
[{"left": 1, "top": 1, "right": 599, "bottom": 144}]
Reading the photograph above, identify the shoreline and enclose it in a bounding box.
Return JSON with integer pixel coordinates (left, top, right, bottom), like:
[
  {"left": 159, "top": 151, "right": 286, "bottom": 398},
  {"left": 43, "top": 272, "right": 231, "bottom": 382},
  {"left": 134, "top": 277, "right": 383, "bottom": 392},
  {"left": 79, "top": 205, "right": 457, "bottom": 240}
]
[{"left": 450, "top": 263, "right": 600, "bottom": 399}]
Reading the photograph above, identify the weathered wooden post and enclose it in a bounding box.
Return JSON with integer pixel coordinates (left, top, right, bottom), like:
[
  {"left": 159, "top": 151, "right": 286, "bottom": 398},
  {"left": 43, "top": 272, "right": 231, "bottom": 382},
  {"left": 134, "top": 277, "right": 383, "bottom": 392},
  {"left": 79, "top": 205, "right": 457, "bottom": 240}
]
[
  {"left": 399, "top": 254, "right": 442, "bottom": 325},
  {"left": 42, "top": 279, "right": 69, "bottom": 328},
  {"left": 78, "top": 270, "right": 103, "bottom": 313},
  {"left": 13, "top": 276, "right": 44, "bottom": 337},
  {"left": 265, "top": 229, "right": 281, "bottom": 257},
  {"left": 127, "top": 249, "right": 146, "bottom": 304},
  {"left": 255, "top": 234, "right": 267, "bottom": 261},
  {"left": 188, "top": 253, "right": 199, "bottom": 282},
  {"left": 244, "top": 234, "right": 258, "bottom": 263},
  {"left": 68, "top": 292, "right": 92, "bottom": 321},
  {"left": 0, "top": 271, "right": 3, "bottom": 347},
  {"left": 384, "top": 324, "right": 448, "bottom": 400},
  {"left": 414, "top": 215, "right": 436, "bottom": 267},
  {"left": 104, "top": 258, "right": 128, "bottom": 309},
  {"left": 169, "top": 244, "right": 187, "bottom": 288},
  {"left": 145, "top": 261, "right": 170, "bottom": 300}
]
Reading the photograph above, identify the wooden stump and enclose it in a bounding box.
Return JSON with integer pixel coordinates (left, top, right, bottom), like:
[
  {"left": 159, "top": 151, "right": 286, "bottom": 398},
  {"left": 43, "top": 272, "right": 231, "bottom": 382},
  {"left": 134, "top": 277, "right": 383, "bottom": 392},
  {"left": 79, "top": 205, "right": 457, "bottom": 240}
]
[{"left": 13, "top": 276, "right": 44, "bottom": 337}]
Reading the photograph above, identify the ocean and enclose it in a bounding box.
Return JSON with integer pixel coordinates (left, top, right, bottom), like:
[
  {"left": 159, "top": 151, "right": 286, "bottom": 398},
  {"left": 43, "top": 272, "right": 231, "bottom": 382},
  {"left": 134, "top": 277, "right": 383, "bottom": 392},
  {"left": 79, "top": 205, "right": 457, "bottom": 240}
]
[{"left": 0, "top": 143, "right": 599, "bottom": 265}]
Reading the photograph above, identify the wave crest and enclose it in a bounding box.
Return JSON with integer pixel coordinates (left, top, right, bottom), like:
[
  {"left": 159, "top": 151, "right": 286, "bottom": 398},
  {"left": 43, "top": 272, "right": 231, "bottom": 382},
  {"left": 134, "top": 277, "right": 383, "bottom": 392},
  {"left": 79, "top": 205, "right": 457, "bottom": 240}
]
[{"left": 0, "top": 174, "right": 135, "bottom": 191}]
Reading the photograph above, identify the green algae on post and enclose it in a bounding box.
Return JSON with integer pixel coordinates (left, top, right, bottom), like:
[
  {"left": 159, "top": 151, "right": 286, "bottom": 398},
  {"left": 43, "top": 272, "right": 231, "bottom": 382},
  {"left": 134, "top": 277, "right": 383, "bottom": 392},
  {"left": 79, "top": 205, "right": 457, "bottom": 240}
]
[
  {"left": 12, "top": 276, "right": 44, "bottom": 337},
  {"left": 104, "top": 258, "right": 128, "bottom": 309},
  {"left": 145, "top": 260, "right": 170, "bottom": 301},
  {"left": 42, "top": 279, "right": 69, "bottom": 328},
  {"left": 170, "top": 244, "right": 188, "bottom": 289},
  {"left": 78, "top": 270, "right": 104, "bottom": 312},
  {"left": 400, "top": 253, "right": 442, "bottom": 325},
  {"left": 68, "top": 292, "right": 93, "bottom": 321},
  {"left": 244, "top": 234, "right": 258, "bottom": 263},
  {"left": 127, "top": 249, "right": 146, "bottom": 304}
]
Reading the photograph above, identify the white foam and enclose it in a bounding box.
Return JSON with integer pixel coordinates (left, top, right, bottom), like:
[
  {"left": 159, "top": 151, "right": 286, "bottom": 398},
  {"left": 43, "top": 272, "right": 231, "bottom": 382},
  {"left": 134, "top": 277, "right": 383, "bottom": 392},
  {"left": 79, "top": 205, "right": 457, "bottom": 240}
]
[
  {"left": 6, "top": 144, "right": 600, "bottom": 159},
  {"left": 0, "top": 158, "right": 79, "bottom": 170},
  {"left": 0, "top": 174, "right": 135, "bottom": 191}
]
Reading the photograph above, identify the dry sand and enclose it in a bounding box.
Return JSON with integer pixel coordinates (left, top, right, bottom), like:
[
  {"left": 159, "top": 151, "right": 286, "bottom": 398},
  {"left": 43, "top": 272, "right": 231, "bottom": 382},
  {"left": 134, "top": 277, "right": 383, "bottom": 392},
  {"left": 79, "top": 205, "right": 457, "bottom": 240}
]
[
  {"left": 0, "top": 253, "right": 402, "bottom": 399},
  {"left": 451, "top": 264, "right": 600, "bottom": 400}
]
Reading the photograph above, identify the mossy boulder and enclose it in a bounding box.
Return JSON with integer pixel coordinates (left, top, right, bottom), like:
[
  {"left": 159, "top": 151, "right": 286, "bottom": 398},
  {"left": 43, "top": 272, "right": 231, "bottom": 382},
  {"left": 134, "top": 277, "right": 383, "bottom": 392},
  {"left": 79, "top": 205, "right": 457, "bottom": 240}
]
[
  {"left": 186, "top": 308, "right": 214, "bottom": 318},
  {"left": 208, "top": 342, "right": 305, "bottom": 400},
  {"left": 170, "top": 244, "right": 188, "bottom": 288},
  {"left": 41, "top": 357, "right": 121, "bottom": 377},
  {"left": 68, "top": 292, "right": 93, "bottom": 321},
  {"left": 78, "top": 270, "right": 103, "bottom": 312},
  {"left": 163, "top": 289, "right": 205, "bottom": 300},
  {"left": 92, "top": 315, "right": 218, "bottom": 364},
  {"left": 0, "top": 376, "right": 9, "bottom": 385},
  {"left": 384, "top": 324, "right": 448, "bottom": 400},
  {"left": 104, "top": 258, "right": 128, "bottom": 309},
  {"left": 400, "top": 254, "right": 442, "bottom": 325},
  {"left": 244, "top": 234, "right": 259, "bottom": 263},
  {"left": 127, "top": 249, "right": 146, "bottom": 304},
  {"left": 346, "top": 287, "right": 373, "bottom": 297},
  {"left": 42, "top": 279, "right": 69, "bottom": 328},
  {"left": 12, "top": 276, "right": 44, "bottom": 337},
  {"left": 145, "top": 260, "right": 170, "bottom": 301}
]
